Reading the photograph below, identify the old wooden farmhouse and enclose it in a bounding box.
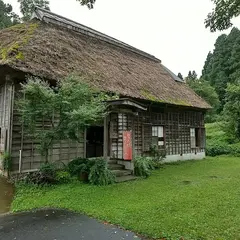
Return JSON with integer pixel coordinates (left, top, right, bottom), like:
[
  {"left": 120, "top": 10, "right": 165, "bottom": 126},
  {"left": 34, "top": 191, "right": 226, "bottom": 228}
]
[{"left": 0, "top": 8, "right": 210, "bottom": 174}]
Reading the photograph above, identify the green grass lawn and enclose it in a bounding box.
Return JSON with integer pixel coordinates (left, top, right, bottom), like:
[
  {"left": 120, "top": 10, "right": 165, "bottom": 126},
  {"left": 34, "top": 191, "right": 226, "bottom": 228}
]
[{"left": 12, "top": 156, "right": 240, "bottom": 240}]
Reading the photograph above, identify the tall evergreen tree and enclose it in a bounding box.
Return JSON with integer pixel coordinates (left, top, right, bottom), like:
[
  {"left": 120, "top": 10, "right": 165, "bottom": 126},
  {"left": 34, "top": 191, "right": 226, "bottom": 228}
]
[
  {"left": 202, "top": 51, "right": 213, "bottom": 79},
  {"left": 0, "top": 0, "right": 20, "bottom": 29},
  {"left": 223, "top": 83, "right": 240, "bottom": 139},
  {"left": 228, "top": 28, "right": 240, "bottom": 83},
  {"left": 202, "top": 34, "right": 229, "bottom": 109},
  {"left": 202, "top": 28, "right": 240, "bottom": 110},
  {"left": 18, "top": 0, "right": 50, "bottom": 21},
  {"left": 177, "top": 73, "right": 183, "bottom": 80},
  {"left": 186, "top": 70, "right": 198, "bottom": 82}
]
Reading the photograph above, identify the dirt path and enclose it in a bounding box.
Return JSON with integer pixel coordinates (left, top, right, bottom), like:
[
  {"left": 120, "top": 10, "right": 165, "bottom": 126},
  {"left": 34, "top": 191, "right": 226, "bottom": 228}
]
[
  {"left": 0, "top": 209, "right": 142, "bottom": 240},
  {"left": 0, "top": 177, "right": 14, "bottom": 214}
]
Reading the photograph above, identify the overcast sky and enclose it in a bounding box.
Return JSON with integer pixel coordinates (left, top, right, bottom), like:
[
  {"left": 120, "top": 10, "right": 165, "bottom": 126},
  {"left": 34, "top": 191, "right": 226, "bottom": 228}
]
[{"left": 5, "top": 0, "right": 240, "bottom": 77}]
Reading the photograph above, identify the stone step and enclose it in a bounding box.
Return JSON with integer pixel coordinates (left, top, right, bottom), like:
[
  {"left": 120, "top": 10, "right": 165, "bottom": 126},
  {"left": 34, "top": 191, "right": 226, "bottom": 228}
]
[
  {"left": 115, "top": 175, "right": 139, "bottom": 183},
  {"left": 107, "top": 159, "right": 118, "bottom": 164},
  {"left": 111, "top": 169, "right": 132, "bottom": 177},
  {"left": 108, "top": 164, "right": 125, "bottom": 170}
]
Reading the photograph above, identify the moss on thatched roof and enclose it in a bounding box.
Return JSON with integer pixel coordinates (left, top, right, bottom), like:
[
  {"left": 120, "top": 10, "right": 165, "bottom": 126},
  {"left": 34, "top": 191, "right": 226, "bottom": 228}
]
[{"left": 0, "top": 12, "right": 210, "bottom": 109}]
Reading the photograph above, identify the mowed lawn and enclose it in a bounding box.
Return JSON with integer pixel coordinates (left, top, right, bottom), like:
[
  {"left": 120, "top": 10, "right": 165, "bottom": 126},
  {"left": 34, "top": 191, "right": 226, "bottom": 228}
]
[{"left": 12, "top": 156, "right": 240, "bottom": 240}]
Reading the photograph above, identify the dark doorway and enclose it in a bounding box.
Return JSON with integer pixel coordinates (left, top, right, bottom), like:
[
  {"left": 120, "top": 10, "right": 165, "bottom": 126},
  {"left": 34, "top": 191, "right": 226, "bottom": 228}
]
[{"left": 86, "top": 126, "right": 104, "bottom": 158}]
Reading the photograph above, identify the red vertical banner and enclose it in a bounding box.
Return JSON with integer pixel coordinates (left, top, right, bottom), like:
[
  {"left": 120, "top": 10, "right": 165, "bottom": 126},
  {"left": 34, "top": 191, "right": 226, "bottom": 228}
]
[{"left": 123, "top": 131, "right": 132, "bottom": 161}]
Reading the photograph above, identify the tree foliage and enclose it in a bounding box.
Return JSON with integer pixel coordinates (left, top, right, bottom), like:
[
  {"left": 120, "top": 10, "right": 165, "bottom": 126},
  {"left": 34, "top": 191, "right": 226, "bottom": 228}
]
[
  {"left": 205, "top": 0, "right": 240, "bottom": 32},
  {"left": 0, "top": 0, "right": 20, "bottom": 30},
  {"left": 77, "top": 0, "right": 96, "bottom": 9},
  {"left": 187, "top": 78, "right": 219, "bottom": 109},
  {"left": 18, "top": 0, "right": 50, "bottom": 21},
  {"left": 177, "top": 73, "right": 183, "bottom": 80},
  {"left": 223, "top": 83, "right": 240, "bottom": 139},
  {"left": 201, "top": 26, "right": 240, "bottom": 134},
  {"left": 202, "top": 27, "right": 240, "bottom": 111},
  {"left": 186, "top": 74, "right": 220, "bottom": 122},
  {"left": 18, "top": 75, "right": 116, "bottom": 161},
  {"left": 186, "top": 70, "right": 198, "bottom": 81},
  {"left": 1, "top": 0, "right": 96, "bottom": 29}
]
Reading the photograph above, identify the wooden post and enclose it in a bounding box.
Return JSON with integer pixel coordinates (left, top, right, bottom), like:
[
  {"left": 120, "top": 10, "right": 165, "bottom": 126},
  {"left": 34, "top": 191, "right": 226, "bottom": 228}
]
[
  {"left": 5, "top": 75, "right": 14, "bottom": 154},
  {"left": 142, "top": 124, "right": 144, "bottom": 154},
  {"left": 132, "top": 115, "right": 135, "bottom": 160},
  {"left": 9, "top": 81, "right": 15, "bottom": 159},
  {"left": 84, "top": 128, "right": 87, "bottom": 158},
  {"left": 103, "top": 115, "right": 109, "bottom": 160}
]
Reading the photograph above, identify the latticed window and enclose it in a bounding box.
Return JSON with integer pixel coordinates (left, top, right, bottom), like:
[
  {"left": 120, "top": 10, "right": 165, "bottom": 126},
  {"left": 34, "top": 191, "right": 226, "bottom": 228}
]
[
  {"left": 190, "top": 128, "right": 196, "bottom": 148},
  {"left": 190, "top": 128, "right": 201, "bottom": 148},
  {"left": 152, "top": 126, "right": 164, "bottom": 146}
]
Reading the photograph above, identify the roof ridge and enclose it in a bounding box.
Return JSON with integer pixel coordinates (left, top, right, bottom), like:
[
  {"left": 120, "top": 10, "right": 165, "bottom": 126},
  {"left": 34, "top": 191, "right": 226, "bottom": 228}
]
[{"left": 32, "top": 6, "right": 161, "bottom": 63}]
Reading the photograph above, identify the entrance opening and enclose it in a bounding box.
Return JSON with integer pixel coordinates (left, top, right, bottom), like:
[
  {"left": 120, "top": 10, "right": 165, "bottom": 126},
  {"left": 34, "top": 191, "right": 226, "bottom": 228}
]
[{"left": 86, "top": 126, "right": 104, "bottom": 158}]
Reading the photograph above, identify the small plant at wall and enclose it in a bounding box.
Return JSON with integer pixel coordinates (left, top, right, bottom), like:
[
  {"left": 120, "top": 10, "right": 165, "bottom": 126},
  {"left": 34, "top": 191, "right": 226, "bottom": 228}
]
[
  {"left": 67, "top": 157, "right": 95, "bottom": 182},
  {"left": 134, "top": 156, "right": 155, "bottom": 178},
  {"left": 17, "top": 75, "right": 118, "bottom": 163},
  {"left": 24, "top": 162, "right": 58, "bottom": 185},
  {"left": 23, "top": 162, "right": 73, "bottom": 185},
  {"left": 2, "top": 152, "right": 12, "bottom": 173},
  {"left": 149, "top": 145, "right": 166, "bottom": 169},
  {"left": 67, "top": 157, "right": 89, "bottom": 176},
  {"left": 88, "top": 158, "right": 115, "bottom": 186},
  {"left": 55, "top": 171, "right": 71, "bottom": 183}
]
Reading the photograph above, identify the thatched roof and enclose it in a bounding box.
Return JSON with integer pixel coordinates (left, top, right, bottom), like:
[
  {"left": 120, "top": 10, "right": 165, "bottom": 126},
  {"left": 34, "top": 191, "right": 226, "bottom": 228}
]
[{"left": 0, "top": 8, "right": 210, "bottom": 109}]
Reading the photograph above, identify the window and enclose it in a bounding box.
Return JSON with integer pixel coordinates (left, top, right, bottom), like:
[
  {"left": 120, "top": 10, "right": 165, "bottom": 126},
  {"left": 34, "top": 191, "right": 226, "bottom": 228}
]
[
  {"left": 152, "top": 126, "right": 164, "bottom": 146},
  {"left": 190, "top": 128, "right": 200, "bottom": 148}
]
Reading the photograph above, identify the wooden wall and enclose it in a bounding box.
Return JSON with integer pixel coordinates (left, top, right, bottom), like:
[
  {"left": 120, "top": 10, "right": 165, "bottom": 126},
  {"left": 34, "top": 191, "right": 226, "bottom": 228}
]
[
  {"left": 140, "top": 110, "right": 205, "bottom": 155},
  {"left": 10, "top": 84, "right": 85, "bottom": 172},
  {"left": 109, "top": 108, "right": 205, "bottom": 160},
  {"left": 0, "top": 80, "right": 14, "bottom": 156}
]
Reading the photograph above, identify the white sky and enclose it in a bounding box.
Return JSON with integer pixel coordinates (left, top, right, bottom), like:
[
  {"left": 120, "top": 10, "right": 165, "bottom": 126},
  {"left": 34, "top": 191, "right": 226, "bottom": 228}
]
[{"left": 5, "top": 0, "right": 240, "bottom": 77}]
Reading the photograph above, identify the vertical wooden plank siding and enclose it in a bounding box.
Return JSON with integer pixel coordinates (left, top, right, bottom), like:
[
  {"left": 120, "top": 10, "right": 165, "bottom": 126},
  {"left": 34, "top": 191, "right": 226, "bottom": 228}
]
[
  {"left": 138, "top": 109, "right": 205, "bottom": 157},
  {"left": 108, "top": 108, "right": 205, "bottom": 161},
  {"left": 10, "top": 85, "right": 85, "bottom": 172},
  {"left": 0, "top": 80, "right": 14, "bottom": 153}
]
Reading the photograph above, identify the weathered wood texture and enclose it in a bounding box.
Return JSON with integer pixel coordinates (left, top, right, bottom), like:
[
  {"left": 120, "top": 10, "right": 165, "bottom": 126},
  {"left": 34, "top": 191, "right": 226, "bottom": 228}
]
[
  {"left": 139, "top": 110, "right": 205, "bottom": 155},
  {"left": 11, "top": 86, "right": 84, "bottom": 172},
  {"left": 109, "top": 108, "right": 205, "bottom": 159},
  {"left": 0, "top": 80, "right": 14, "bottom": 153},
  {"left": 110, "top": 113, "right": 132, "bottom": 159}
]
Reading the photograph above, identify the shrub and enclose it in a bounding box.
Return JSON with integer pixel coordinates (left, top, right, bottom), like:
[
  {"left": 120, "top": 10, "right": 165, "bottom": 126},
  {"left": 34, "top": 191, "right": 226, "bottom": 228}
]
[
  {"left": 134, "top": 156, "right": 154, "bottom": 178},
  {"left": 55, "top": 171, "right": 71, "bottom": 183},
  {"left": 206, "top": 144, "right": 231, "bottom": 157},
  {"left": 67, "top": 157, "right": 88, "bottom": 176},
  {"left": 40, "top": 162, "right": 57, "bottom": 175},
  {"left": 206, "top": 142, "right": 240, "bottom": 157},
  {"left": 149, "top": 145, "right": 166, "bottom": 169},
  {"left": 24, "top": 170, "right": 56, "bottom": 185},
  {"left": 88, "top": 158, "right": 115, "bottom": 186},
  {"left": 24, "top": 162, "right": 57, "bottom": 185},
  {"left": 205, "top": 122, "right": 240, "bottom": 157},
  {"left": 2, "top": 152, "right": 12, "bottom": 172}
]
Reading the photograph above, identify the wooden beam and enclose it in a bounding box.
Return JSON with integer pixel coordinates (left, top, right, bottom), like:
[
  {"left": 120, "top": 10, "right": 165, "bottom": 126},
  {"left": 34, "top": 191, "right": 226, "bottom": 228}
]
[{"left": 103, "top": 115, "right": 109, "bottom": 160}]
